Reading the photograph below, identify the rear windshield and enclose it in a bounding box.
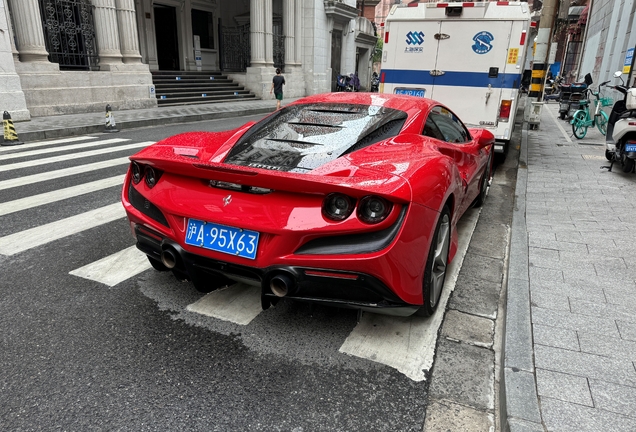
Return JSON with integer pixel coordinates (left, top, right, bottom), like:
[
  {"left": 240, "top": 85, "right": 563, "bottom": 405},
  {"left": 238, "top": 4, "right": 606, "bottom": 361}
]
[{"left": 224, "top": 103, "right": 408, "bottom": 172}]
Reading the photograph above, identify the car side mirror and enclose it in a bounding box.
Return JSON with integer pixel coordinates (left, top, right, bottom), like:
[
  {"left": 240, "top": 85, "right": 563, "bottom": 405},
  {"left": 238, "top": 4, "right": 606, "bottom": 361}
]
[{"left": 472, "top": 129, "right": 495, "bottom": 148}]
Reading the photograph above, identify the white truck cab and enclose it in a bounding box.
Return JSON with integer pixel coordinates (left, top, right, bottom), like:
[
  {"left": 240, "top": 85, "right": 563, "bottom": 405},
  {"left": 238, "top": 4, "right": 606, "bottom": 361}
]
[{"left": 380, "top": 1, "right": 531, "bottom": 153}]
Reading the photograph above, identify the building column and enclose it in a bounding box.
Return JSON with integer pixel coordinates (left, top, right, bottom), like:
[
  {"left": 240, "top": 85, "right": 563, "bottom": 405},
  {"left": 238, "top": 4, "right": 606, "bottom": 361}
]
[
  {"left": 115, "top": 0, "right": 141, "bottom": 63},
  {"left": 92, "top": 0, "right": 123, "bottom": 67},
  {"left": 1, "top": 0, "right": 30, "bottom": 120},
  {"left": 294, "top": 0, "right": 302, "bottom": 65},
  {"left": 6, "top": 0, "right": 50, "bottom": 62},
  {"left": 283, "top": 0, "right": 295, "bottom": 66},
  {"left": 3, "top": 0, "right": 19, "bottom": 61},
  {"left": 264, "top": 0, "right": 273, "bottom": 67},
  {"left": 250, "top": 0, "right": 266, "bottom": 66}
]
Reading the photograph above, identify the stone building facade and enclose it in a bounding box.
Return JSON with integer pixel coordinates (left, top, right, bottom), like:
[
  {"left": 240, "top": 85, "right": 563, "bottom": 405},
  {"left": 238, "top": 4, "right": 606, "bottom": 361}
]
[{"left": 0, "top": 0, "right": 377, "bottom": 121}]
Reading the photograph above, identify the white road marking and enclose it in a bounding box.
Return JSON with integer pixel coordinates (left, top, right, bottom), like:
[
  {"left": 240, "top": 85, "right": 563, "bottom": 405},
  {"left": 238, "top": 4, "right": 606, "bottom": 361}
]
[
  {"left": 0, "top": 138, "right": 130, "bottom": 161},
  {"left": 0, "top": 175, "right": 124, "bottom": 216},
  {"left": 186, "top": 284, "right": 263, "bottom": 325},
  {"left": 0, "top": 203, "right": 125, "bottom": 256},
  {"left": 0, "top": 141, "right": 154, "bottom": 173},
  {"left": 0, "top": 157, "right": 131, "bottom": 191},
  {"left": 69, "top": 246, "right": 151, "bottom": 287},
  {"left": 0, "top": 136, "right": 98, "bottom": 153},
  {"left": 546, "top": 103, "right": 573, "bottom": 143},
  {"left": 339, "top": 207, "right": 481, "bottom": 382}
]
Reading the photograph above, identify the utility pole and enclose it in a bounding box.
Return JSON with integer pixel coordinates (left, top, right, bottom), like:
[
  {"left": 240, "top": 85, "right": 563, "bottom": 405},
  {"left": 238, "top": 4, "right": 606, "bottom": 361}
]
[{"left": 529, "top": 0, "right": 559, "bottom": 102}]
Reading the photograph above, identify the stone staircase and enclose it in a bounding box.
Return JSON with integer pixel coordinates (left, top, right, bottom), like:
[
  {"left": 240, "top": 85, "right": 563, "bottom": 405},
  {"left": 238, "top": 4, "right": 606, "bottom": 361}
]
[{"left": 151, "top": 71, "right": 257, "bottom": 106}]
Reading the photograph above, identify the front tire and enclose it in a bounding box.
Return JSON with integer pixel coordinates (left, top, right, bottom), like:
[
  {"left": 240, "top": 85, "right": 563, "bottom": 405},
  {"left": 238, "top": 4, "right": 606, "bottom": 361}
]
[
  {"left": 605, "top": 149, "right": 613, "bottom": 161},
  {"left": 415, "top": 206, "right": 451, "bottom": 317},
  {"left": 571, "top": 111, "right": 587, "bottom": 139},
  {"left": 473, "top": 154, "right": 493, "bottom": 208},
  {"left": 597, "top": 111, "right": 609, "bottom": 136}
]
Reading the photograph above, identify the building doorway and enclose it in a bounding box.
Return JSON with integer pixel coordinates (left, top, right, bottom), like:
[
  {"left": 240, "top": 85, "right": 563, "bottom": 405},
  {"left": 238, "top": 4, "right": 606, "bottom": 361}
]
[{"left": 154, "top": 4, "right": 180, "bottom": 70}]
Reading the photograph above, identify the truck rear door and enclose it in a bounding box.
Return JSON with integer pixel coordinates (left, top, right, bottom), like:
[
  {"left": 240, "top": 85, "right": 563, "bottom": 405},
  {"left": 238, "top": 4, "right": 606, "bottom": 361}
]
[{"left": 430, "top": 20, "right": 513, "bottom": 128}]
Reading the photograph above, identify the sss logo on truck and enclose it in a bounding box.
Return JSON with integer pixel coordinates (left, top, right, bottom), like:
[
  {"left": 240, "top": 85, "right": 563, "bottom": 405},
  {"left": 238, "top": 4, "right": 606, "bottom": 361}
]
[
  {"left": 472, "top": 31, "right": 494, "bottom": 54},
  {"left": 405, "top": 31, "right": 425, "bottom": 53}
]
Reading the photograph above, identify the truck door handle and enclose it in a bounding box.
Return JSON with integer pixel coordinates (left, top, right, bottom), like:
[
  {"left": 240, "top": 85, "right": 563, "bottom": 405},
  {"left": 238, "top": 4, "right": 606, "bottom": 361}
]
[
  {"left": 434, "top": 33, "right": 450, "bottom": 40},
  {"left": 430, "top": 70, "right": 445, "bottom": 76}
]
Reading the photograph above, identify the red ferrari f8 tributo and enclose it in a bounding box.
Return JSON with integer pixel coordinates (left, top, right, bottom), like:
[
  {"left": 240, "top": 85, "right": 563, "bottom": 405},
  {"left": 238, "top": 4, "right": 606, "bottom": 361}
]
[{"left": 122, "top": 92, "right": 494, "bottom": 317}]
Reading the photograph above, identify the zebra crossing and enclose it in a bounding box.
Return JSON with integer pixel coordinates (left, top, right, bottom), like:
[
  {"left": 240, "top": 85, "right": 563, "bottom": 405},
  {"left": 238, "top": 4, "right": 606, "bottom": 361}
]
[{"left": 0, "top": 134, "right": 482, "bottom": 381}]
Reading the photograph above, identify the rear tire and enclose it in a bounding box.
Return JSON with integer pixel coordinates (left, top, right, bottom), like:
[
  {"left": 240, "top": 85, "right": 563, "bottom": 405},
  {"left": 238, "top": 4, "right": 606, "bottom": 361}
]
[
  {"left": 621, "top": 155, "right": 634, "bottom": 173},
  {"left": 415, "top": 206, "right": 451, "bottom": 317},
  {"left": 559, "top": 111, "right": 566, "bottom": 120},
  {"left": 605, "top": 149, "right": 613, "bottom": 161}
]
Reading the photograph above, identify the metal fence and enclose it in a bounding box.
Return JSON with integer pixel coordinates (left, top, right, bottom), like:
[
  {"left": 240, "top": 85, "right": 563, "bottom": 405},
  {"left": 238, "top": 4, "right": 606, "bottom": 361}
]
[
  {"left": 220, "top": 23, "right": 286, "bottom": 72},
  {"left": 38, "top": 0, "right": 99, "bottom": 70}
]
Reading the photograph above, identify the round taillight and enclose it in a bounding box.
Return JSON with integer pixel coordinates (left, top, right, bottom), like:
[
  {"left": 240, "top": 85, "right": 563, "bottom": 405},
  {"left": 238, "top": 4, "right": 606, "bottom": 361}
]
[
  {"left": 145, "top": 167, "right": 157, "bottom": 188},
  {"left": 358, "top": 196, "right": 392, "bottom": 224},
  {"left": 323, "top": 193, "right": 355, "bottom": 221},
  {"left": 131, "top": 162, "right": 142, "bottom": 184}
]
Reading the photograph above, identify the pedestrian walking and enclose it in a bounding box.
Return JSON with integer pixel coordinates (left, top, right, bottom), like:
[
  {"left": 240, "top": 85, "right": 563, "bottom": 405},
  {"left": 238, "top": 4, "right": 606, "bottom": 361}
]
[{"left": 270, "top": 68, "right": 286, "bottom": 110}]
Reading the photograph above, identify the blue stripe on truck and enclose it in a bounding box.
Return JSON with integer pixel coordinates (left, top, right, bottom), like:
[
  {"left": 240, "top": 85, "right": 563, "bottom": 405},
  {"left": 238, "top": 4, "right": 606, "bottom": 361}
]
[{"left": 383, "top": 69, "right": 521, "bottom": 89}]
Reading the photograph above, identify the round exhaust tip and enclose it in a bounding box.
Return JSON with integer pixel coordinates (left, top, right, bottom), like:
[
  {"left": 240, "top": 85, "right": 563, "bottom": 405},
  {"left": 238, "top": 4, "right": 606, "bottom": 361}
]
[
  {"left": 161, "top": 249, "right": 177, "bottom": 269},
  {"left": 270, "top": 274, "right": 294, "bottom": 297}
]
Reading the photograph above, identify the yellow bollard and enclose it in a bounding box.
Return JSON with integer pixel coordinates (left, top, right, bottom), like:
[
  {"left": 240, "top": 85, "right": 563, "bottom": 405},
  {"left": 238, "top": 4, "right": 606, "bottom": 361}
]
[
  {"left": 2, "top": 111, "right": 24, "bottom": 146},
  {"left": 104, "top": 104, "right": 119, "bottom": 133}
]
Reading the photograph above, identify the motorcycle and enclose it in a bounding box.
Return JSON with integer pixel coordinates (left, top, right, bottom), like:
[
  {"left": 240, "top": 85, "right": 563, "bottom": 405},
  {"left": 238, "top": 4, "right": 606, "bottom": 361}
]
[
  {"left": 603, "top": 71, "right": 636, "bottom": 173},
  {"left": 543, "top": 76, "right": 562, "bottom": 101},
  {"left": 371, "top": 72, "right": 379, "bottom": 92},
  {"left": 335, "top": 74, "right": 349, "bottom": 92},
  {"left": 559, "top": 74, "right": 593, "bottom": 120},
  {"left": 346, "top": 72, "right": 360, "bottom": 92}
]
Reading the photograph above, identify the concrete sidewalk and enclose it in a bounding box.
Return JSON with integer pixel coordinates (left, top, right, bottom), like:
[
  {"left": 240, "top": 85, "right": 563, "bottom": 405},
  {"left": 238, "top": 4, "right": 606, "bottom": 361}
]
[
  {"left": 10, "top": 98, "right": 293, "bottom": 143},
  {"left": 505, "top": 101, "right": 636, "bottom": 431}
]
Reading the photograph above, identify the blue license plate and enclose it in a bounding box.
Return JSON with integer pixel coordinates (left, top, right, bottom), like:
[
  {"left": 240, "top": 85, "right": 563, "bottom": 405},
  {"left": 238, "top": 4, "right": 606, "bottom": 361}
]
[
  {"left": 625, "top": 143, "right": 636, "bottom": 152},
  {"left": 185, "top": 219, "right": 259, "bottom": 260},
  {"left": 395, "top": 88, "right": 426, "bottom": 98}
]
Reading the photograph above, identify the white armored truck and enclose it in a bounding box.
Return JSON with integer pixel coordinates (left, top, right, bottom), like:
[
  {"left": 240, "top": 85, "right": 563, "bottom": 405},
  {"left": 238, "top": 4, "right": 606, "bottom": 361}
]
[{"left": 380, "top": 1, "right": 531, "bottom": 154}]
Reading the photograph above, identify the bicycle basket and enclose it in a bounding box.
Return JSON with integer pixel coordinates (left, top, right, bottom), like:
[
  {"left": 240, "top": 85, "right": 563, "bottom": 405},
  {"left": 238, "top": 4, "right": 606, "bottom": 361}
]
[{"left": 600, "top": 97, "right": 613, "bottom": 107}]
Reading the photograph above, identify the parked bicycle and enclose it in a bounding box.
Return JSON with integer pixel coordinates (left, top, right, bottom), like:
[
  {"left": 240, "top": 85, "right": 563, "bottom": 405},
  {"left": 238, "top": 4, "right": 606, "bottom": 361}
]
[{"left": 571, "top": 81, "right": 612, "bottom": 139}]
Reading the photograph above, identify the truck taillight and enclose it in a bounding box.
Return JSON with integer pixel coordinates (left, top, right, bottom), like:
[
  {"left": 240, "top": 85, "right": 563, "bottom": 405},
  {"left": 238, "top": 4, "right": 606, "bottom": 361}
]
[
  {"left": 499, "top": 100, "right": 512, "bottom": 122},
  {"left": 380, "top": 72, "right": 385, "bottom": 83},
  {"left": 385, "top": 32, "right": 389, "bottom": 43}
]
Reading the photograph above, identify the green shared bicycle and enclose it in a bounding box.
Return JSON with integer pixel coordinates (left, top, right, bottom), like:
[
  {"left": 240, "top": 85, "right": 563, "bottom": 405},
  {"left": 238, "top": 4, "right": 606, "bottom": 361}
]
[{"left": 570, "top": 82, "right": 612, "bottom": 139}]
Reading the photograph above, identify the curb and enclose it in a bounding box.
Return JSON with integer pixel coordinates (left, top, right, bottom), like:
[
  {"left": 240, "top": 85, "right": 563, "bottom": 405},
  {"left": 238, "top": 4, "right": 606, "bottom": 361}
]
[
  {"left": 15, "top": 107, "right": 276, "bottom": 143},
  {"left": 502, "top": 120, "right": 544, "bottom": 432}
]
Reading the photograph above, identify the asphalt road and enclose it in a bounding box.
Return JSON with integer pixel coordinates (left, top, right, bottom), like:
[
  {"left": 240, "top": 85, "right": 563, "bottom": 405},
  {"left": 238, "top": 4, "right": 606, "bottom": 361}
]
[{"left": 0, "top": 115, "right": 513, "bottom": 431}]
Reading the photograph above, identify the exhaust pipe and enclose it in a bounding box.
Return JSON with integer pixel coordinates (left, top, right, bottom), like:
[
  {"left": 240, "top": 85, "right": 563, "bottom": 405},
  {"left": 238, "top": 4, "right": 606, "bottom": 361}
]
[
  {"left": 161, "top": 248, "right": 177, "bottom": 269},
  {"left": 270, "top": 273, "right": 294, "bottom": 297}
]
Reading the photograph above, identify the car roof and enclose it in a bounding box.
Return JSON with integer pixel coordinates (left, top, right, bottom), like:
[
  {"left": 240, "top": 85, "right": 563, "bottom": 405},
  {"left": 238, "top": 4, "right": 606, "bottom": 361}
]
[{"left": 290, "top": 92, "right": 438, "bottom": 113}]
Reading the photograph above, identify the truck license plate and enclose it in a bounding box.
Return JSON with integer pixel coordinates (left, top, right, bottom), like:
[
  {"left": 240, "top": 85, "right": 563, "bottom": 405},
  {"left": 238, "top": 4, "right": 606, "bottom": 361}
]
[
  {"left": 185, "top": 219, "right": 259, "bottom": 260},
  {"left": 394, "top": 88, "right": 426, "bottom": 98}
]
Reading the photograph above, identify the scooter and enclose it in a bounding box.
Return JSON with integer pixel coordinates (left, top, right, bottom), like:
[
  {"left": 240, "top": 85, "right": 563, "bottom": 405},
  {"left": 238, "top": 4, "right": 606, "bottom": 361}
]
[{"left": 603, "top": 71, "right": 636, "bottom": 173}]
